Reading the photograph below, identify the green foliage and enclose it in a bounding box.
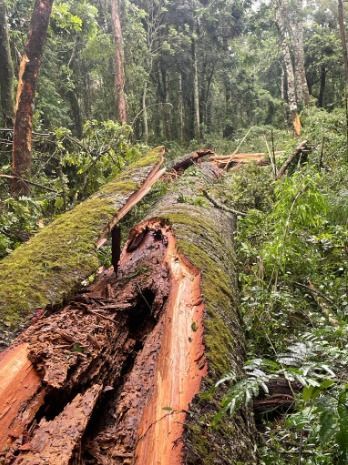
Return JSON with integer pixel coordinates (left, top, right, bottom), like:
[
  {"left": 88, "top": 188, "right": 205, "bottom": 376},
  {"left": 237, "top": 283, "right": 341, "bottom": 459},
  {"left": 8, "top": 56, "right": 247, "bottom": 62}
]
[
  {"left": 214, "top": 110, "right": 348, "bottom": 464},
  {"left": 261, "top": 170, "right": 329, "bottom": 275}
]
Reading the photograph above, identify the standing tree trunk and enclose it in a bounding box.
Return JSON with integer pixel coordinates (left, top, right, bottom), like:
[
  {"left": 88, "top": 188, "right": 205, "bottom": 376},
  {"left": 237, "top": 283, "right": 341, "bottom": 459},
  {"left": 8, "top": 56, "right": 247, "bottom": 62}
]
[
  {"left": 142, "top": 81, "right": 149, "bottom": 143},
  {"left": 338, "top": 0, "right": 348, "bottom": 86},
  {"left": 275, "top": 0, "right": 301, "bottom": 136},
  {"left": 192, "top": 34, "right": 201, "bottom": 140},
  {"left": 291, "top": 3, "right": 310, "bottom": 106},
  {"left": 178, "top": 73, "right": 185, "bottom": 143},
  {"left": 318, "top": 64, "right": 326, "bottom": 107},
  {"left": 11, "top": 0, "right": 54, "bottom": 196},
  {"left": 111, "top": 0, "right": 127, "bottom": 124},
  {"left": 0, "top": 0, "right": 14, "bottom": 127}
]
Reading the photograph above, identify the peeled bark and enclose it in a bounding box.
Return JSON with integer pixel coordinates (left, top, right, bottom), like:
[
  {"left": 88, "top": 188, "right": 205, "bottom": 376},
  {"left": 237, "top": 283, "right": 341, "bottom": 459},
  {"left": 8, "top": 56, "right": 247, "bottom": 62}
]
[
  {"left": 11, "top": 0, "right": 54, "bottom": 196},
  {"left": 0, "top": 162, "right": 257, "bottom": 465},
  {"left": 0, "top": 0, "right": 14, "bottom": 127},
  {"left": 275, "top": 0, "right": 301, "bottom": 135},
  {"left": 111, "top": 0, "right": 127, "bottom": 123},
  {"left": 0, "top": 147, "right": 165, "bottom": 347}
]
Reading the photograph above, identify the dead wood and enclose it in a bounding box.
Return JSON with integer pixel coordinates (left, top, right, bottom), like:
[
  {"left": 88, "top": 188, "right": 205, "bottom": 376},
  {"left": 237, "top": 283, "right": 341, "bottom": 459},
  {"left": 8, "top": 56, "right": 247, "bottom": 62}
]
[
  {"left": 253, "top": 377, "right": 302, "bottom": 418},
  {"left": 0, "top": 161, "right": 257, "bottom": 465},
  {"left": 276, "top": 140, "right": 311, "bottom": 179},
  {"left": 170, "top": 148, "right": 215, "bottom": 173},
  {"left": 0, "top": 147, "right": 165, "bottom": 347},
  {"left": 210, "top": 151, "right": 272, "bottom": 169}
]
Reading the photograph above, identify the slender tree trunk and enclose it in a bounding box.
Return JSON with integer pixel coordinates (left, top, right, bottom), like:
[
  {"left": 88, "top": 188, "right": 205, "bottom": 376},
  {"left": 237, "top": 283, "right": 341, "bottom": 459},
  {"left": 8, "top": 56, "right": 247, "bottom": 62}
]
[
  {"left": 0, "top": 0, "right": 14, "bottom": 127},
  {"left": 318, "top": 65, "right": 326, "bottom": 107},
  {"left": 142, "top": 81, "right": 149, "bottom": 143},
  {"left": 338, "top": 0, "right": 348, "bottom": 86},
  {"left": 111, "top": 0, "right": 127, "bottom": 123},
  {"left": 11, "top": 0, "right": 54, "bottom": 196},
  {"left": 66, "top": 40, "right": 83, "bottom": 138},
  {"left": 67, "top": 90, "right": 83, "bottom": 138},
  {"left": 178, "top": 73, "right": 184, "bottom": 143},
  {"left": 192, "top": 35, "right": 201, "bottom": 140},
  {"left": 275, "top": 0, "right": 301, "bottom": 135},
  {"left": 160, "top": 66, "right": 171, "bottom": 140}
]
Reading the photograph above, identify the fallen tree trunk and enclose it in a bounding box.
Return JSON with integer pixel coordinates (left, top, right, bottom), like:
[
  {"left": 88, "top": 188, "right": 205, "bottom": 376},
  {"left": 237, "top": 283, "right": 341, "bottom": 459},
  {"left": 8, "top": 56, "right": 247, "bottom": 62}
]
[
  {"left": 0, "top": 147, "right": 165, "bottom": 347},
  {"left": 0, "top": 162, "right": 257, "bottom": 464}
]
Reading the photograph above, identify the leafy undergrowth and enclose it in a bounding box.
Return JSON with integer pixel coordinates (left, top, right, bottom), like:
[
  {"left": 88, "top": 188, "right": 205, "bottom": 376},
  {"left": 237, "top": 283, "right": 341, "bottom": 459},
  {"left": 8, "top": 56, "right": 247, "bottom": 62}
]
[
  {"left": 213, "top": 109, "right": 348, "bottom": 464},
  {"left": 0, "top": 121, "right": 147, "bottom": 258}
]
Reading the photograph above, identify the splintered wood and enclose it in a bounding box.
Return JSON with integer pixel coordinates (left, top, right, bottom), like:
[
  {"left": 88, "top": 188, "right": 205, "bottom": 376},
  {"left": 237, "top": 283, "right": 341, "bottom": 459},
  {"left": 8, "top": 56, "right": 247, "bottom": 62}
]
[{"left": 0, "top": 221, "right": 207, "bottom": 465}]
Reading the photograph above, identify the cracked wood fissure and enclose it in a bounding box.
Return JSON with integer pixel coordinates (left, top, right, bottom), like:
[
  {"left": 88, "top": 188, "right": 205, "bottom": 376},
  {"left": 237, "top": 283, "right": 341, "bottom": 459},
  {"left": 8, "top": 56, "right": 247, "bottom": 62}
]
[{"left": 0, "top": 162, "right": 257, "bottom": 465}]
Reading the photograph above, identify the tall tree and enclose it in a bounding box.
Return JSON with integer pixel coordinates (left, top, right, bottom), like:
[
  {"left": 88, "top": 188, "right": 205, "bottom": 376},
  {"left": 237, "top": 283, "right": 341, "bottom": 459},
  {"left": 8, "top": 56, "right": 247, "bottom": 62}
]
[
  {"left": 338, "top": 0, "right": 348, "bottom": 85},
  {"left": 192, "top": 32, "right": 201, "bottom": 140},
  {"left": 0, "top": 0, "right": 14, "bottom": 127},
  {"left": 11, "top": 0, "right": 54, "bottom": 196},
  {"left": 111, "top": 0, "right": 127, "bottom": 123},
  {"left": 290, "top": 0, "right": 310, "bottom": 105},
  {"left": 275, "top": 0, "right": 301, "bottom": 135}
]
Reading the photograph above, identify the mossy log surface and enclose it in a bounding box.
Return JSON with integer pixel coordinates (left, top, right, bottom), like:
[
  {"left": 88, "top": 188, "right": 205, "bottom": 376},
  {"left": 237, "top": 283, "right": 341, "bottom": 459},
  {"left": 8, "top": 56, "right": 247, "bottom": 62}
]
[
  {"left": 147, "top": 163, "right": 257, "bottom": 465},
  {"left": 0, "top": 147, "right": 164, "bottom": 345},
  {"left": 0, "top": 159, "right": 256, "bottom": 465}
]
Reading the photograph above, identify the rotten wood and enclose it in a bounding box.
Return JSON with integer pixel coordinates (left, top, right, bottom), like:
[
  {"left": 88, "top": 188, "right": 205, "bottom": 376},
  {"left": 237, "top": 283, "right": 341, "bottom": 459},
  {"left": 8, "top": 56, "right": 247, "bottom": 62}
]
[
  {"left": 0, "top": 162, "right": 257, "bottom": 465},
  {"left": 254, "top": 377, "right": 302, "bottom": 418}
]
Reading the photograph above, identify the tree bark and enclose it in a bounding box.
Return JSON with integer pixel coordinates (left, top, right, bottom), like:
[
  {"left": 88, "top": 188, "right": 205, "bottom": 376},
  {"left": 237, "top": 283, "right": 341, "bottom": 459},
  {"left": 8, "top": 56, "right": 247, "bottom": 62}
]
[
  {"left": 178, "top": 72, "right": 185, "bottom": 143},
  {"left": 142, "top": 80, "right": 149, "bottom": 142},
  {"left": 0, "top": 0, "right": 14, "bottom": 127},
  {"left": 111, "top": 0, "right": 127, "bottom": 124},
  {"left": 290, "top": 0, "right": 310, "bottom": 106},
  {"left": 11, "top": 0, "right": 54, "bottom": 196},
  {"left": 0, "top": 162, "right": 257, "bottom": 465},
  {"left": 338, "top": 0, "right": 348, "bottom": 86},
  {"left": 275, "top": 0, "right": 301, "bottom": 135},
  {"left": 67, "top": 89, "right": 83, "bottom": 138},
  {"left": 0, "top": 148, "right": 165, "bottom": 347},
  {"left": 192, "top": 35, "right": 201, "bottom": 140},
  {"left": 318, "top": 64, "right": 326, "bottom": 107}
]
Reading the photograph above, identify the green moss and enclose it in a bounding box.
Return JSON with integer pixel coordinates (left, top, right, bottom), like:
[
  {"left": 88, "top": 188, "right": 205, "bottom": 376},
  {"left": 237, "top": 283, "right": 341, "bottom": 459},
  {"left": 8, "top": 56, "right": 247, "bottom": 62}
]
[
  {"left": 176, "top": 240, "right": 236, "bottom": 377},
  {"left": 0, "top": 149, "right": 163, "bottom": 339},
  {"left": 129, "top": 146, "right": 164, "bottom": 168},
  {"left": 100, "top": 180, "right": 139, "bottom": 195},
  {"left": 156, "top": 207, "right": 238, "bottom": 379},
  {"left": 149, "top": 169, "right": 256, "bottom": 463}
]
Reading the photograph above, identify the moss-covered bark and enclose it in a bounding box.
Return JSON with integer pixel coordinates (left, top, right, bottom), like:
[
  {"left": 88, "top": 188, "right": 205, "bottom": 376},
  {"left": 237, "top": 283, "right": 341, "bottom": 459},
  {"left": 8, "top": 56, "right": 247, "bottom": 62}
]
[
  {"left": 147, "top": 163, "right": 257, "bottom": 464},
  {"left": 0, "top": 148, "right": 164, "bottom": 346}
]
